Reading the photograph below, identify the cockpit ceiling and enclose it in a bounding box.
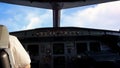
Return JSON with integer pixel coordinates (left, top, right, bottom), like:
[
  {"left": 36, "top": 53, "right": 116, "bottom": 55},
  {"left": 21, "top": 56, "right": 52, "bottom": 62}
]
[{"left": 0, "top": 0, "right": 118, "bottom": 9}]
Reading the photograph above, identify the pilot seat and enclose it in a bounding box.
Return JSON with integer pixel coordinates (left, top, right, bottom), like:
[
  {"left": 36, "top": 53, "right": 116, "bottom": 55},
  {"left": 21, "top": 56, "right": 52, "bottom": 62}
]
[{"left": 0, "top": 25, "right": 11, "bottom": 68}]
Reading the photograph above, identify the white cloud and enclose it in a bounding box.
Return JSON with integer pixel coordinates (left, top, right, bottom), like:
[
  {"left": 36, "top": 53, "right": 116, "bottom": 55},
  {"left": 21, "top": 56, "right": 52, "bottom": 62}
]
[
  {"left": 23, "top": 10, "right": 52, "bottom": 30},
  {"left": 0, "top": 18, "right": 19, "bottom": 32},
  {"left": 62, "top": 1, "right": 120, "bottom": 31},
  {"left": 25, "top": 15, "right": 41, "bottom": 29},
  {"left": 0, "top": 3, "right": 52, "bottom": 32}
]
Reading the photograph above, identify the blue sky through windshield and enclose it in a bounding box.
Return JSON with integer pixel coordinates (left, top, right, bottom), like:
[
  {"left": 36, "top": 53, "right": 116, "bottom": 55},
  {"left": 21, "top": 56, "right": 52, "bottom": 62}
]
[{"left": 0, "top": 1, "right": 120, "bottom": 32}]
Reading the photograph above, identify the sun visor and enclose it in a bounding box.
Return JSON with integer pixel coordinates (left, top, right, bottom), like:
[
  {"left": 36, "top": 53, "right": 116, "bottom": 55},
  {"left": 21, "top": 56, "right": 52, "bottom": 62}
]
[{"left": 0, "top": 25, "right": 9, "bottom": 48}]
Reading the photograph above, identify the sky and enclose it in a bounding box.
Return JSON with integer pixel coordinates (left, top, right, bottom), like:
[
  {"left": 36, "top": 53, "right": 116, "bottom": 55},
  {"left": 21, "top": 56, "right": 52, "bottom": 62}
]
[{"left": 0, "top": 1, "right": 120, "bottom": 32}]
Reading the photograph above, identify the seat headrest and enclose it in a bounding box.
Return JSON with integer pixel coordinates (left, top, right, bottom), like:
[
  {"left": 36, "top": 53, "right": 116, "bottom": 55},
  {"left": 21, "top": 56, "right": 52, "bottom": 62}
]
[{"left": 0, "top": 25, "right": 9, "bottom": 48}]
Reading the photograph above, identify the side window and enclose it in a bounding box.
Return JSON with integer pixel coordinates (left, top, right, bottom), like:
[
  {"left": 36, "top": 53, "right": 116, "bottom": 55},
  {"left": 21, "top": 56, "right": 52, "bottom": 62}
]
[{"left": 89, "top": 42, "right": 101, "bottom": 52}]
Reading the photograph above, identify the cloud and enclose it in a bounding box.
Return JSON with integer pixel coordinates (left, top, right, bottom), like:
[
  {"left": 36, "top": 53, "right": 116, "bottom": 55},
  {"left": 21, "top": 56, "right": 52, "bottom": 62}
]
[
  {"left": 25, "top": 14, "right": 41, "bottom": 29},
  {"left": 23, "top": 10, "right": 52, "bottom": 30},
  {"left": 0, "top": 3, "right": 52, "bottom": 32},
  {"left": 0, "top": 18, "right": 20, "bottom": 32},
  {"left": 61, "top": 1, "right": 120, "bottom": 31}
]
